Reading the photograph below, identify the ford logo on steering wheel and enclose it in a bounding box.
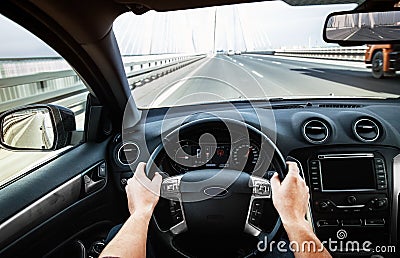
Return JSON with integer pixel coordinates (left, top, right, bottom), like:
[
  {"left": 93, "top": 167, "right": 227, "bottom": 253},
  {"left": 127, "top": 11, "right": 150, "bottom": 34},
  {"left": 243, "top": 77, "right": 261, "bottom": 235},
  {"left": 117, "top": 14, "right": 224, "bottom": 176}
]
[{"left": 203, "top": 186, "right": 229, "bottom": 198}]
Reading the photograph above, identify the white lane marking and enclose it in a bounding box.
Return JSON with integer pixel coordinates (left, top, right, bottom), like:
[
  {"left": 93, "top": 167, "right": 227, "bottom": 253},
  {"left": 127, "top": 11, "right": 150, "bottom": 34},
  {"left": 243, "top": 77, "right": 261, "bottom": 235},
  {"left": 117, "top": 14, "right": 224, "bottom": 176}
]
[
  {"left": 239, "top": 63, "right": 244, "bottom": 66},
  {"left": 251, "top": 70, "right": 263, "bottom": 78},
  {"left": 344, "top": 29, "right": 359, "bottom": 41},
  {"left": 310, "top": 68, "right": 325, "bottom": 73},
  {"left": 257, "top": 58, "right": 263, "bottom": 61},
  {"left": 271, "top": 61, "right": 282, "bottom": 65},
  {"left": 300, "top": 66, "right": 325, "bottom": 73},
  {"left": 151, "top": 80, "right": 185, "bottom": 106},
  {"left": 233, "top": 60, "right": 237, "bottom": 62},
  {"left": 151, "top": 58, "right": 211, "bottom": 106}
]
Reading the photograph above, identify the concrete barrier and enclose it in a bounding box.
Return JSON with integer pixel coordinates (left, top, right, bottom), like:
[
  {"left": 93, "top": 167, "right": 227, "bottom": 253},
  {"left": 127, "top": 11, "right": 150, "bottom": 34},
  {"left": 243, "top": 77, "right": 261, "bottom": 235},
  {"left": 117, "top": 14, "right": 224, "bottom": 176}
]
[{"left": 0, "top": 54, "right": 206, "bottom": 113}]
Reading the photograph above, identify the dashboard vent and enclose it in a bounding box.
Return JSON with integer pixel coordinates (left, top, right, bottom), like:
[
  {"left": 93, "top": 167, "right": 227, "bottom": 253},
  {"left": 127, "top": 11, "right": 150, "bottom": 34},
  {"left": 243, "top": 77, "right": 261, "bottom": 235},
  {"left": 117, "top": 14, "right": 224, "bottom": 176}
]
[
  {"left": 353, "top": 118, "right": 380, "bottom": 142},
  {"left": 319, "top": 104, "right": 362, "bottom": 108},
  {"left": 302, "top": 120, "right": 329, "bottom": 143},
  {"left": 270, "top": 104, "right": 305, "bottom": 109},
  {"left": 117, "top": 142, "right": 140, "bottom": 166}
]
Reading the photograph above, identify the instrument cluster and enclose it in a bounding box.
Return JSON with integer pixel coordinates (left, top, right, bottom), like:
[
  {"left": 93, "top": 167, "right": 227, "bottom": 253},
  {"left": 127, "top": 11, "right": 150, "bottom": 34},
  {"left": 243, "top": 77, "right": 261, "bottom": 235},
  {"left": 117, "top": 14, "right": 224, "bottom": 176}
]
[{"left": 160, "top": 138, "right": 261, "bottom": 175}]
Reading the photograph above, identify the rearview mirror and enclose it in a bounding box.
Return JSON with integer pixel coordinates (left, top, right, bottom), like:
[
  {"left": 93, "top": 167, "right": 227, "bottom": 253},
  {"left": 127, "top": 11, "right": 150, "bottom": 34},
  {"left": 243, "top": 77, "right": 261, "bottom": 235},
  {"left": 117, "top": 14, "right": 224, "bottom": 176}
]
[
  {"left": 0, "top": 105, "right": 76, "bottom": 151},
  {"left": 324, "top": 10, "right": 400, "bottom": 44}
]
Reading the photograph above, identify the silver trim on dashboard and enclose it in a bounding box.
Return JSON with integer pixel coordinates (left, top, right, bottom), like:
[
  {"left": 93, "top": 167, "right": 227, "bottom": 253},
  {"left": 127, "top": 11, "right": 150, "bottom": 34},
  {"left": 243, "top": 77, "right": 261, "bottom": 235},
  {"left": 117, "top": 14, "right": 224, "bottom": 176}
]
[
  {"left": 336, "top": 204, "right": 365, "bottom": 209},
  {"left": 392, "top": 154, "right": 400, "bottom": 244},
  {"left": 318, "top": 153, "right": 374, "bottom": 159},
  {"left": 0, "top": 174, "right": 82, "bottom": 247},
  {"left": 117, "top": 142, "right": 140, "bottom": 166},
  {"left": 302, "top": 120, "right": 330, "bottom": 144},
  {"left": 353, "top": 118, "right": 380, "bottom": 142}
]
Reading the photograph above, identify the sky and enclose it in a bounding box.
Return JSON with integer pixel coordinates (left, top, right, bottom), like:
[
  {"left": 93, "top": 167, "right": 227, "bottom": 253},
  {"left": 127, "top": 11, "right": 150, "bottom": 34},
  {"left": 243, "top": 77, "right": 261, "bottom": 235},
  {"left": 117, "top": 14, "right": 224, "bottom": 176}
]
[{"left": 0, "top": 1, "right": 356, "bottom": 57}]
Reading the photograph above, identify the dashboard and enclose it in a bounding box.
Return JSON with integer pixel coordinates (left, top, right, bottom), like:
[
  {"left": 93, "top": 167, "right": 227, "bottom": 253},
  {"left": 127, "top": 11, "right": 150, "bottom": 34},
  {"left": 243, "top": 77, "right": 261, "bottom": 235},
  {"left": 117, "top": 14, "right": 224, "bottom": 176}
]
[{"left": 109, "top": 98, "right": 400, "bottom": 256}]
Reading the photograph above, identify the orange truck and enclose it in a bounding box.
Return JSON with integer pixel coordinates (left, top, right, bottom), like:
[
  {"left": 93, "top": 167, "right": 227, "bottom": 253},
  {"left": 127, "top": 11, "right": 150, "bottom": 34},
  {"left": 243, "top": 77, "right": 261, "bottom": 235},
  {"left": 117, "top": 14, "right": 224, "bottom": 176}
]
[{"left": 365, "top": 44, "right": 400, "bottom": 78}]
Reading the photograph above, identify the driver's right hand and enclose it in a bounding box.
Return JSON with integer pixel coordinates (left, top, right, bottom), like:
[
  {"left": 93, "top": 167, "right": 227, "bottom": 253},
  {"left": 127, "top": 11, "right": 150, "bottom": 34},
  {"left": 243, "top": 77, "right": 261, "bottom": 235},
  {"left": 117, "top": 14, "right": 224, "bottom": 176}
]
[
  {"left": 270, "top": 162, "right": 310, "bottom": 227},
  {"left": 125, "top": 162, "right": 162, "bottom": 218}
]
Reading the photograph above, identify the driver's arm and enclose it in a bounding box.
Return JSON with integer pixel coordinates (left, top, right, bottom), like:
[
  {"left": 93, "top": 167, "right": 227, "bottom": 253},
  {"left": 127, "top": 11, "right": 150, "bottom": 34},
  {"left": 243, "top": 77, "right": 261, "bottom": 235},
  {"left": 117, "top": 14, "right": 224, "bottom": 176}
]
[
  {"left": 270, "top": 162, "right": 332, "bottom": 258},
  {"left": 100, "top": 162, "right": 162, "bottom": 258}
]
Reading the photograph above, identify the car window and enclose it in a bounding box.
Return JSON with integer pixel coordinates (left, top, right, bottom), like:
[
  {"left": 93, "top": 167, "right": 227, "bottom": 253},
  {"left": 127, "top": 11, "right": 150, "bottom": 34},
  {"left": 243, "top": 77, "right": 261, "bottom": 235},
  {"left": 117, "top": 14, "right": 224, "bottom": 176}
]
[
  {"left": 113, "top": 1, "right": 399, "bottom": 109},
  {"left": 0, "top": 14, "right": 87, "bottom": 186}
]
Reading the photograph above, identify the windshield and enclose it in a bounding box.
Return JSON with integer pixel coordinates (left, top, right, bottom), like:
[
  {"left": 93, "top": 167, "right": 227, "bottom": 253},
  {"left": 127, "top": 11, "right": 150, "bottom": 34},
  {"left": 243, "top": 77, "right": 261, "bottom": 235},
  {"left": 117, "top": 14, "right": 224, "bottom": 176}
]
[{"left": 113, "top": 1, "right": 400, "bottom": 108}]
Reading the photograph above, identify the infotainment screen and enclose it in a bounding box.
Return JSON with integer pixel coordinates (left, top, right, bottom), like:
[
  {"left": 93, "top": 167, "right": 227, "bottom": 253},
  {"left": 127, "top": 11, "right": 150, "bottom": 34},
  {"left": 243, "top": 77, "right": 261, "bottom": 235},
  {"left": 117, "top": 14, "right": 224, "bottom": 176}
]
[{"left": 320, "top": 158, "right": 376, "bottom": 191}]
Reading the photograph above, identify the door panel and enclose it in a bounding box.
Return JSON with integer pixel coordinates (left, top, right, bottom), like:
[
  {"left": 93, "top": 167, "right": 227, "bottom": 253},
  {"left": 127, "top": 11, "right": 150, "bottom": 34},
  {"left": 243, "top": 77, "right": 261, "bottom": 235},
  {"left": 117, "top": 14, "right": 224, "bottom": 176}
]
[
  {"left": 0, "top": 139, "right": 125, "bottom": 257},
  {"left": 0, "top": 174, "right": 81, "bottom": 248}
]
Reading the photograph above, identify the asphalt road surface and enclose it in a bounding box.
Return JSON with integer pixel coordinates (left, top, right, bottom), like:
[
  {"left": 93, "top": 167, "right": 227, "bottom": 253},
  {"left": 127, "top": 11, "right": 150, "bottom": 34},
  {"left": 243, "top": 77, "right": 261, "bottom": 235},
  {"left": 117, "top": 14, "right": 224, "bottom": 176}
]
[
  {"left": 1, "top": 54, "right": 400, "bottom": 185},
  {"left": 134, "top": 54, "right": 400, "bottom": 107}
]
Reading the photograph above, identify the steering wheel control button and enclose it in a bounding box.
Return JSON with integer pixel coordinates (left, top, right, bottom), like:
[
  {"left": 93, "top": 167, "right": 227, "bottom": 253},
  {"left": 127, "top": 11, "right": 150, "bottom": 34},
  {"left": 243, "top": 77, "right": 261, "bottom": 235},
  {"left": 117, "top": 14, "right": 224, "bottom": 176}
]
[
  {"left": 166, "top": 182, "right": 178, "bottom": 191},
  {"left": 160, "top": 176, "right": 183, "bottom": 200},
  {"left": 249, "top": 199, "right": 264, "bottom": 227},
  {"left": 308, "top": 160, "right": 321, "bottom": 191},
  {"left": 169, "top": 200, "right": 184, "bottom": 224},
  {"left": 252, "top": 179, "right": 270, "bottom": 196},
  {"left": 316, "top": 219, "right": 339, "bottom": 227},
  {"left": 162, "top": 179, "right": 179, "bottom": 192}
]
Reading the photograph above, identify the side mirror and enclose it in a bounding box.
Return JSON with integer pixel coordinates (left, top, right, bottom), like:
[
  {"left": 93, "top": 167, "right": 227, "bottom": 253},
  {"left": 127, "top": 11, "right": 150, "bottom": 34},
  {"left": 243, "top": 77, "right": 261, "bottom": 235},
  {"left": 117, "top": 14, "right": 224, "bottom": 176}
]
[
  {"left": 0, "top": 105, "right": 76, "bottom": 151},
  {"left": 324, "top": 9, "right": 400, "bottom": 45}
]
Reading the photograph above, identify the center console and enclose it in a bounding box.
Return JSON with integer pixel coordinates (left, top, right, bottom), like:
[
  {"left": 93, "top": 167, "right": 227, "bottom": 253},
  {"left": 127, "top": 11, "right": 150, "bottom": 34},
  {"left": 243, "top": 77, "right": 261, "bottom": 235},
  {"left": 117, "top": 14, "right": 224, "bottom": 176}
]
[{"left": 308, "top": 152, "right": 390, "bottom": 253}]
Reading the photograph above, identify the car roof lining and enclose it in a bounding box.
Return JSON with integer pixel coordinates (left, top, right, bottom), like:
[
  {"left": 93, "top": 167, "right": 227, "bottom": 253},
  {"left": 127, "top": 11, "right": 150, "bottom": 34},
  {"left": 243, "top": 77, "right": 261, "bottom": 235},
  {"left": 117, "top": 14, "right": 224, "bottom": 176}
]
[
  {"left": 28, "top": 0, "right": 398, "bottom": 45},
  {"left": 117, "top": 0, "right": 364, "bottom": 13}
]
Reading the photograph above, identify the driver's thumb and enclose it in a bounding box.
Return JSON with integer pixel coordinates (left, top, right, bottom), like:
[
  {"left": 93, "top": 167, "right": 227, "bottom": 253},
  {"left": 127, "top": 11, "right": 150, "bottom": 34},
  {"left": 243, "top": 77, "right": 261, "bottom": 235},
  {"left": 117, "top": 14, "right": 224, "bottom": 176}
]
[
  {"left": 152, "top": 172, "right": 163, "bottom": 186},
  {"left": 270, "top": 172, "right": 281, "bottom": 191}
]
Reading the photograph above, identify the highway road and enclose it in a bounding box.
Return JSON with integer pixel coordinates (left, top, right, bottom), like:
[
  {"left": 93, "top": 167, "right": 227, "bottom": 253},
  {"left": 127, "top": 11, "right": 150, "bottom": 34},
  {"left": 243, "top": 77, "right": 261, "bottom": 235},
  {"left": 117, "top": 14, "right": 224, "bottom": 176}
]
[
  {"left": 134, "top": 54, "right": 400, "bottom": 107},
  {"left": 1, "top": 54, "right": 400, "bottom": 185}
]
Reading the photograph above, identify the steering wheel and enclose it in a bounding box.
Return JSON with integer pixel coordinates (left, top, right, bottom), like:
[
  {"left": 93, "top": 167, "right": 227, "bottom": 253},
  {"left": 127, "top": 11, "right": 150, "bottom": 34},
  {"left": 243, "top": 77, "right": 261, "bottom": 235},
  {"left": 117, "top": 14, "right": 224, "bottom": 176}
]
[{"left": 145, "top": 118, "right": 288, "bottom": 257}]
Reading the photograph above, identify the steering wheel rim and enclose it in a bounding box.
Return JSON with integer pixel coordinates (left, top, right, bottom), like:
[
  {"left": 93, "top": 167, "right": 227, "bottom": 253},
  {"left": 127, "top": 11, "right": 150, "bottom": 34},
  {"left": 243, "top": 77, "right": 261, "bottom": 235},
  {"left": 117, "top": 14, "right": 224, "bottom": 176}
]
[{"left": 145, "top": 118, "right": 288, "bottom": 257}]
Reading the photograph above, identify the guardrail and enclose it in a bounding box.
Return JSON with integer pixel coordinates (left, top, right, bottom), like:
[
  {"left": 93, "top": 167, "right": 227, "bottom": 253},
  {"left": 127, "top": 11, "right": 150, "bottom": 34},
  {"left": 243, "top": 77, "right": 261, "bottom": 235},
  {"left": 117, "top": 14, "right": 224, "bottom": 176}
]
[
  {"left": 0, "top": 54, "right": 206, "bottom": 113},
  {"left": 246, "top": 46, "right": 368, "bottom": 62}
]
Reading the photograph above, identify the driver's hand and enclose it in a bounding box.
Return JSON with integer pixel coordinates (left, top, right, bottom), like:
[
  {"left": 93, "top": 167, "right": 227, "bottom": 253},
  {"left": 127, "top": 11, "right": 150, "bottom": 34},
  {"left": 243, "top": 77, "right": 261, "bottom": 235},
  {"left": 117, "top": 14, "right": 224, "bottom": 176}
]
[
  {"left": 270, "top": 162, "right": 310, "bottom": 226},
  {"left": 125, "top": 162, "right": 162, "bottom": 217}
]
